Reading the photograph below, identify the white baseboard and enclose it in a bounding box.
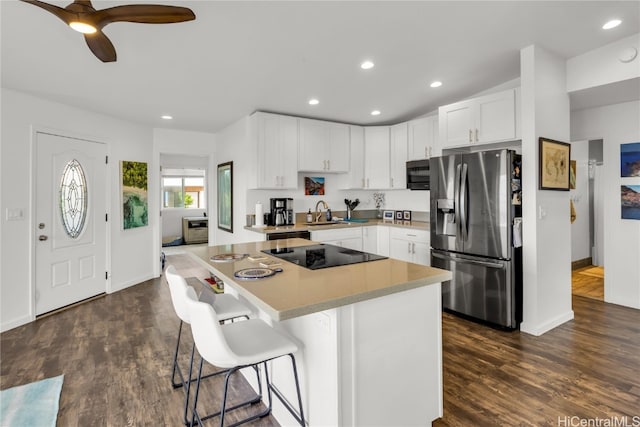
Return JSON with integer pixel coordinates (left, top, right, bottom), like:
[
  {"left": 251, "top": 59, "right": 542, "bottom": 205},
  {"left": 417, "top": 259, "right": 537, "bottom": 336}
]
[
  {"left": 521, "top": 310, "right": 575, "bottom": 336},
  {"left": 109, "top": 273, "right": 156, "bottom": 293},
  {"left": 1, "top": 314, "right": 34, "bottom": 333}
]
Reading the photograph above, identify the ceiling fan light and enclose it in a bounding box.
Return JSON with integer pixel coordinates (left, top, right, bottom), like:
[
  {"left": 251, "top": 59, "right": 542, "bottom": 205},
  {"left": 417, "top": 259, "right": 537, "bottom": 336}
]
[{"left": 69, "top": 21, "right": 97, "bottom": 34}]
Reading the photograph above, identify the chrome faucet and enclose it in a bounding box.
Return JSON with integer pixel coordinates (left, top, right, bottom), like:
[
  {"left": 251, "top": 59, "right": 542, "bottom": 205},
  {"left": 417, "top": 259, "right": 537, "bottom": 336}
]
[{"left": 315, "top": 200, "right": 328, "bottom": 223}]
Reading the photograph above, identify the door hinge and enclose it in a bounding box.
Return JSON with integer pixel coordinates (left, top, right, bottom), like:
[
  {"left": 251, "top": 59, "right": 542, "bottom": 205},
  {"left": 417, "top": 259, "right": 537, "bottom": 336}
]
[
  {"left": 105, "top": 271, "right": 108, "bottom": 280},
  {"left": 105, "top": 155, "right": 109, "bottom": 164}
]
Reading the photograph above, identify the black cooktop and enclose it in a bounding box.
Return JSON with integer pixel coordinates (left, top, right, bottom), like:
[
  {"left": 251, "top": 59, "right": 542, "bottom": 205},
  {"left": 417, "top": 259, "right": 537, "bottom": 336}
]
[{"left": 262, "top": 244, "right": 387, "bottom": 270}]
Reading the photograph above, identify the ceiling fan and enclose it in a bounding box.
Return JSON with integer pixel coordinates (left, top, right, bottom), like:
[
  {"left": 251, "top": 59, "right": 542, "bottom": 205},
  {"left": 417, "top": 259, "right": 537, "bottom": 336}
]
[{"left": 20, "top": 0, "right": 196, "bottom": 63}]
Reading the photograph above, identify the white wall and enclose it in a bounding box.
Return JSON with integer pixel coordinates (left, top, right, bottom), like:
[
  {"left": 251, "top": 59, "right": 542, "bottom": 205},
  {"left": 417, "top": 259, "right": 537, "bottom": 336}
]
[
  {"left": 1, "top": 88, "right": 157, "bottom": 331},
  {"left": 570, "top": 140, "right": 591, "bottom": 262},
  {"left": 571, "top": 101, "right": 640, "bottom": 309},
  {"left": 567, "top": 33, "right": 640, "bottom": 92},
  {"left": 519, "top": 45, "right": 574, "bottom": 336}
]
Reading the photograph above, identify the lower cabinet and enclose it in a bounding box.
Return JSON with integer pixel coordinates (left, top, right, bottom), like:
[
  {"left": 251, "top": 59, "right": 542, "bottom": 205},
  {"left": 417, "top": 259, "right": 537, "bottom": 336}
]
[
  {"left": 389, "top": 228, "right": 430, "bottom": 266},
  {"left": 311, "top": 227, "right": 362, "bottom": 251}
]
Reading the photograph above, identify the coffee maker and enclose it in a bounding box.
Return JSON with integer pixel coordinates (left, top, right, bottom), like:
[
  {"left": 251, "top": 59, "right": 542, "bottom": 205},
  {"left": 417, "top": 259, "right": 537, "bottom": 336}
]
[{"left": 269, "top": 198, "right": 294, "bottom": 226}]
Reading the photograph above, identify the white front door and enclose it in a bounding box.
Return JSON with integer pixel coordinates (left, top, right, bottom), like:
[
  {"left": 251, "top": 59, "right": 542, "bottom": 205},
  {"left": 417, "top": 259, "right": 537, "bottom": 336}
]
[{"left": 35, "top": 132, "right": 107, "bottom": 315}]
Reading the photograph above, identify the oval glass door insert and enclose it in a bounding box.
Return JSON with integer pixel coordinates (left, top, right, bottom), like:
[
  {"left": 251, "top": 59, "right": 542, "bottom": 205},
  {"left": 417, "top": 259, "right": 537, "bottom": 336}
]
[{"left": 59, "top": 159, "right": 88, "bottom": 238}]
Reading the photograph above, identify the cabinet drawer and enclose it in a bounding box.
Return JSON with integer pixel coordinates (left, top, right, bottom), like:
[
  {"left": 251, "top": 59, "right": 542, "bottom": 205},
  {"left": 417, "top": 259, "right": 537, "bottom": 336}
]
[
  {"left": 389, "top": 227, "right": 429, "bottom": 244},
  {"left": 312, "top": 227, "right": 362, "bottom": 242}
]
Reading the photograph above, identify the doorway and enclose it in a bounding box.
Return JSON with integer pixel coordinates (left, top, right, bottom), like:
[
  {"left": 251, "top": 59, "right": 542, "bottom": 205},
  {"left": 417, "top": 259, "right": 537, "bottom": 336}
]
[
  {"left": 35, "top": 131, "right": 108, "bottom": 315},
  {"left": 571, "top": 139, "right": 604, "bottom": 300}
]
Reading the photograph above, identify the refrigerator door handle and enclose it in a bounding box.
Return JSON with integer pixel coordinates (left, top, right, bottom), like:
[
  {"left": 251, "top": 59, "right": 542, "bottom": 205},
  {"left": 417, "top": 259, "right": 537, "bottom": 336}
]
[
  {"left": 432, "top": 251, "right": 504, "bottom": 269},
  {"left": 454, "top": 163, "right": 462, "bottom": 237},
  {"left": 460, "top": 162, "right": 468, "bottom": 241}
]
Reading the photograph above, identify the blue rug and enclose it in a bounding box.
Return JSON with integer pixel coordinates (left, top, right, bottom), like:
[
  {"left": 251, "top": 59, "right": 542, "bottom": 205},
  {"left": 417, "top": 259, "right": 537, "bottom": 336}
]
[{"left": 0, "top": 375, "right": 64, "bottom": 427}]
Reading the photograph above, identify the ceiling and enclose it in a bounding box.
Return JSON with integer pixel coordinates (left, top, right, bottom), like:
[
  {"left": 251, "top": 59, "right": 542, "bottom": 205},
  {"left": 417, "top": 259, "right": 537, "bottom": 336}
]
[{"left": 2, "top": 1, "right": 639, "bottom": 134}]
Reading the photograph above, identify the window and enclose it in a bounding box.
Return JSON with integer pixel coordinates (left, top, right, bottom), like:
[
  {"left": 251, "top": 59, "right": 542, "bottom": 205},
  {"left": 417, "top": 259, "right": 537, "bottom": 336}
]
[
  {"left": 59, "top": 159, "right": 88, "bottom": 238},
  {"left": 162, "top": 170, "right": 206, "bottom": 209}
]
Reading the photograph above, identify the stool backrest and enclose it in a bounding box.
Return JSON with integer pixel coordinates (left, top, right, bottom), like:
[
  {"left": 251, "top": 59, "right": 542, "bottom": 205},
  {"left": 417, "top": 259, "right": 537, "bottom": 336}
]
[
  {"left": 184, "top": 287, "right": 239, "bottom": 369},
  {"left": 165, "top": 265, "right": 198, "bottom": 324}
]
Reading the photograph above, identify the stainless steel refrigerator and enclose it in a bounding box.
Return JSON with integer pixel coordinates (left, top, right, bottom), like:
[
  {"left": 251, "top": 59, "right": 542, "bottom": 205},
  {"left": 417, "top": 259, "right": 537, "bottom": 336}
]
[{"left": 430, "top": 149, "right": 522, "bottom": 329}]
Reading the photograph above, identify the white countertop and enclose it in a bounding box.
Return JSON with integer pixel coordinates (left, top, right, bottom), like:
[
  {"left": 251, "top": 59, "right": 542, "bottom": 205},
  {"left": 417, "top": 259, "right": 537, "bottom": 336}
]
[{"left": 186, "top": 238, "right": 451, "bottom": 321}]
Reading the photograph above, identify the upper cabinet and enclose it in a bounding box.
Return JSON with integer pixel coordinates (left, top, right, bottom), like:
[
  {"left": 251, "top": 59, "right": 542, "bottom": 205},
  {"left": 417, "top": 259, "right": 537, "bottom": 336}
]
[
  {"left": 438, "top": 88, "right": 520, "bottom": 149},
  {"left": 346, "top": 125, "right": 366, "bottom": 189},
  {"left": 298, "top": 118, "right": 350, "bottom": 173},
  {"left": 250, "top": 112, "right": 298, "bottom": 189},
  {"left": 390, "top": 123, "right": 408, "bottom": 189},
  {"left": 408, "top": 115, "right": 439, "bottom": 160},
  {"left": 363, "top": 126, "right": 391, "bottom": 189}
]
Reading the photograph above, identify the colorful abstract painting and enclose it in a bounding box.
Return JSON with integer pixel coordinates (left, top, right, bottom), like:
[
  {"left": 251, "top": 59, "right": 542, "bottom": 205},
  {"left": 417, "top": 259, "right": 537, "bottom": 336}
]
[
  {"left": 305, "top": 177, "right": 325, "bottom": 195},
  {"left": 121, "top": 161, "right": 148, "bottom": 229}
]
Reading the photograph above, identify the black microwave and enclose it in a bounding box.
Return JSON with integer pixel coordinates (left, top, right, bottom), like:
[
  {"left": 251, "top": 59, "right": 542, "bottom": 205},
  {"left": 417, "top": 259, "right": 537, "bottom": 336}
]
[{"left": 406, "top": 159, "right": 430, "bottom": 190}]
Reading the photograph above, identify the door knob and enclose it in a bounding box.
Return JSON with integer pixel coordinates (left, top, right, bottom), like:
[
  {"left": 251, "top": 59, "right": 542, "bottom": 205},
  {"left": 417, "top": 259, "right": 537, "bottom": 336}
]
[{"left": 39, "top": 235, "right": 48, "bottom": 241}]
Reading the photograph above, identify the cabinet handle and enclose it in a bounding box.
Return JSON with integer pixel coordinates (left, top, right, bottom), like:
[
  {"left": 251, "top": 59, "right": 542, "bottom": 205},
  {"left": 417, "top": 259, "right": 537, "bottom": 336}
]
[
  {"left": 323, "top": 160, "right": 327, "bottom": 170},
  {"left": 469, "top": 129, "right": 473, "bottom": 143},
  {"left": 475, "top": 129, "right": 479, "bottom": 142},
  {"left": 362, "top": 178, "right": 365, "bottom": 188},
  {"left": 390, "top": 177, "right": 394, "bottom": 188},
  {"left": 425, "top": 147, "right": 428, "bottom": 158},
  {"left": 429, "top": 146, "right": 432, "bottom": 157},
  {"left": 367, "top": 178, "right": 370, "bottom": 188},
  {"left": 327, "top": 159, "right": 330, "bottom": 170},
  {"left": 412, "top": 243, "right": 416, "bottom": 254},
  {"left": 408, "top": 242, "right": 411, "bottom": 253}
]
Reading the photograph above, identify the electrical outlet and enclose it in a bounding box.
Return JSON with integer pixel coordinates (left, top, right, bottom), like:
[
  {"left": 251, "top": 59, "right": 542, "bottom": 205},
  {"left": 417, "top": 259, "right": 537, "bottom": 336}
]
[{"left": 6, "top": 208, "right": 24, "bottom": 221}]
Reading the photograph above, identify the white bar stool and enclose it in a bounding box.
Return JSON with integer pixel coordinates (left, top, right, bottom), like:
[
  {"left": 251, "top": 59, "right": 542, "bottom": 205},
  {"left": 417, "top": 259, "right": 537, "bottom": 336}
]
[
  {"left": 185, "top": 286, "right": 306, "bottom": 427},
  {"left": 165, "top": 265, "right": 253, "bottom": 425}
]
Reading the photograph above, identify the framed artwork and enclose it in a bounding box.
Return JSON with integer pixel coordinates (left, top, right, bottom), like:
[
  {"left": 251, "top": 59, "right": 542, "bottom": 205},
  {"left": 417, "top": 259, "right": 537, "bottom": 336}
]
[
  {"left": 217, "top": 162, "right": 233, "bottom": 233},
  {"left": 621, "top": 185, "right": 640, "bottom": 220},
  {"left": 121, "top": 160, "right": 148, "bottom": 229},
  {"left": 403, "top": 210, "right": 412, "bottom": 221},
  {"left": 383, "top": 210, "right": 394, "bottom": 222},
  {"left": 395, "top": 211, "right": 403, "bottom": 220},
  {"left": 620, "top": 142, "right": 640, "bottom": 177},
  {"left": 304, "top": 176, "right": 325, "bottom": 195},
  {"left": 539, "top": 137, "right": 571, "bottom": 191}
]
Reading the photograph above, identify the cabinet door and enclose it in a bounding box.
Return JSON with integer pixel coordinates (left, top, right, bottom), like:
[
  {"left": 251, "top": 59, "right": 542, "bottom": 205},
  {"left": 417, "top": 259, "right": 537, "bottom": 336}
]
[
  {"left": 279, "top": 115, "right": 299, "bottom": 188},
  {"left": 299, "top": 118, "right": 327, "bottom": 172},
  {"left": 475, "top": 89, "right": 516, "bottom": 144},
  {"left": 362, "top": 226, "right": 378, "bottom": 254},
  {"left": 439, "top": 100, "right": 475, "bottom": 149},
  {"left": 364, "top": 126, "right": 390, "bottom": 189},
  {"left": 412, "top": 241, "right": 431, "bottom": 266},
  {"left": 327, "top": 123, "right": 350, "bottom": 172},
  {"left": 389, "top": 237, "right": 413, "bottom": 263},
  {"left": 257, "top": 113, "right": 285, "bottom": 188},
  {"left": 390, "top": 123, "right": 408, "bottom": 189},
  {"left": 408, "top": 116, "right": 436, "bottom": 160},
  {"left": 347, "top": 126, "right": 365, "bottom": 188}
]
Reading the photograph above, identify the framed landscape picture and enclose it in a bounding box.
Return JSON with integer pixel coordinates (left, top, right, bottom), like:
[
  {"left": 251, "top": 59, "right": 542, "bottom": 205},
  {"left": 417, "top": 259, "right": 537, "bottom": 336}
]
[
  {"left": 621, "top": 142, "right": 640, "bottom": 177},
  {"left": 621, "top": 185, "right": 640, "bottom": 220},
  {"left": 539, "top": 137, "right": 570, "bottom": 191},
  {"left": 121, "top": 160, "right": 148, "bottom": 230}
]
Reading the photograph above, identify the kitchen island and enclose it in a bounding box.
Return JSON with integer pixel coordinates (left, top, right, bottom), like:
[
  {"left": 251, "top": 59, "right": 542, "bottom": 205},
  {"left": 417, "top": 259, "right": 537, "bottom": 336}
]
[{"left": 187, "top": 238, "right": 451, "bottom": 426}]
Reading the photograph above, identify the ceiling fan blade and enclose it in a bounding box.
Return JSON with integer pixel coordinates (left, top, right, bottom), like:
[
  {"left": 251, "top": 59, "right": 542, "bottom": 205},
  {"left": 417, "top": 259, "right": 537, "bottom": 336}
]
[
  {"left": 84, "top": 31, "right": 116, "bottom": 62},
  {"left": 20, "top": 0, "right": 75, "bottom": 25},
  {"left": 93, "top": 5, "right": 195, "bottom": 28}
]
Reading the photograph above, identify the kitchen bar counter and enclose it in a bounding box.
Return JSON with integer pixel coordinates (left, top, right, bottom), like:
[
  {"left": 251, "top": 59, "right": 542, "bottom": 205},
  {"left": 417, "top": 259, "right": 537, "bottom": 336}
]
[
  {"left": 186, "top": 238, "right": 448, "bottom": 321},
  {"left": 185, "top": 238, "right": 450, "bottom": 426}
]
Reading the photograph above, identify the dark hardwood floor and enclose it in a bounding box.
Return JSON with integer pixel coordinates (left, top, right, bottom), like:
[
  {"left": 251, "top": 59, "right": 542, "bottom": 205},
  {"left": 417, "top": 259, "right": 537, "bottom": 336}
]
[{"left": 2, "top": 253, "right": 639, "bottom": 426}]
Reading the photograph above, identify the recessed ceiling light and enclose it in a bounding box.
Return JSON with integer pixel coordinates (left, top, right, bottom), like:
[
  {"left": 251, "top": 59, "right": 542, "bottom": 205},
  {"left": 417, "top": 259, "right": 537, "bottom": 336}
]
[
  {"left": 430, "top": 81, "right": 443, "bottom": 88},
  {"left": 308, "top": 98, "right": 319, "bottom": 105},
  {"left": 602, "top": 19, "right": 621, "bottom": 30},
  {"left": 361, "top": 60, "right": 375, "bottom": 70},
  {"left": 161, "top": 115, "right": 173, "bottom": 120},
  {"left": 371, "top": 110, "right": 381, "bottom": 116}
]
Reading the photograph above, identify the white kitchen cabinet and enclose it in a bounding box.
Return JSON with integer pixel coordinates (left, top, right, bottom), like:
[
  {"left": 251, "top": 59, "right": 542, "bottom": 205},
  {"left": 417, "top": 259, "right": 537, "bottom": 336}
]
[
  {"left": 250, "top": 112, "right": 298, "bottom": 189},
  {"left": 298, "top": 118, "right": 350, "bottom": 173},
  {"left": 408, "top": 115, "right": 439, "bottom": 160},
  {"left": 389, "top": 228, "right": 430, "bottom": 266},
  {"left": 390, "top": 123, "right": 408, "bottom": 189},
  {"left": 362, "top": 226, "right": 378, "bottom": 255},
  {"left": 311, "top": 227, "right": 362, "bottom": 251},
  {"left": 363, "top": 126, "right": 390, "bottom": 189},
  {"left": 439, "top": 88, "right": 519, "bottom": 149},
  {"left": 346, "top": 125, "right": 365, "bottom": 189}
]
